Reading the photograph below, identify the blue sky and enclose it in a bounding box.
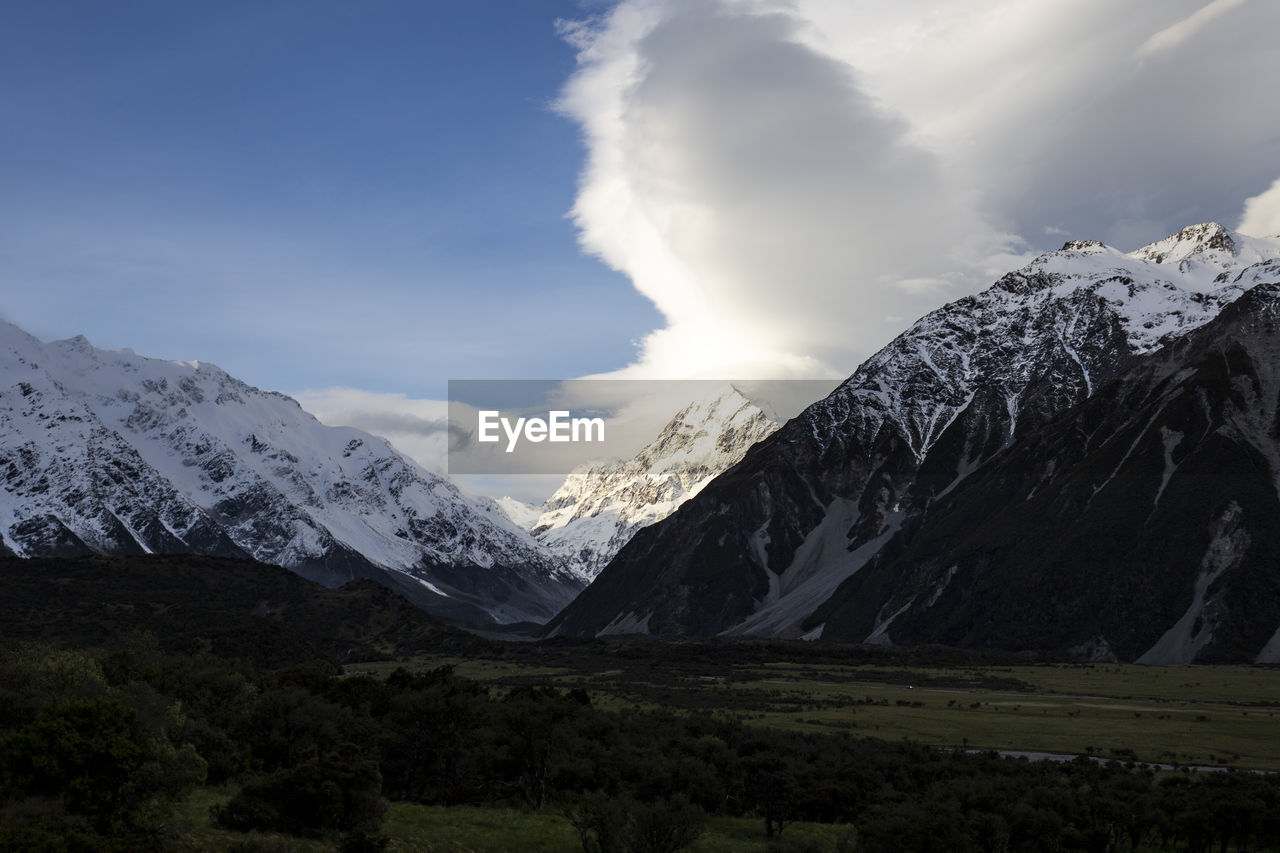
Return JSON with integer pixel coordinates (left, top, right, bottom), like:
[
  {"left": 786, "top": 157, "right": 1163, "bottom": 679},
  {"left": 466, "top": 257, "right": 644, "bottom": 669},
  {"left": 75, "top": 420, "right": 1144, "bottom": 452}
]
[{"left": 0, "top": 0, "right": 658, "bottom": 397}]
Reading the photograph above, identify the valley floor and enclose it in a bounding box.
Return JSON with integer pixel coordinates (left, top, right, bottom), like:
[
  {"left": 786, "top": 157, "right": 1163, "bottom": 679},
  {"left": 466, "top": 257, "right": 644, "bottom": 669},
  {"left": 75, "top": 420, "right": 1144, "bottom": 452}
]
[
  {"left": 6, "top": 555, "right": 1280, "bottom": 852},
  {"left": 363, "top": 653, "right": 1280, "bottom": 772}
]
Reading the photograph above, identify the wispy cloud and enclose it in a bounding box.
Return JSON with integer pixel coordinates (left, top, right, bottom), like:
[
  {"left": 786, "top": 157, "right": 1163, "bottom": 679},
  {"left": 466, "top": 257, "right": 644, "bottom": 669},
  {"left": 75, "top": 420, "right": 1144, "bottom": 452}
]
[
  {"left": 292, "top": 388, "right": 455, "bottom": 474},
  {"left": 1136, "top": 0, "right": 1248, "bottom": 59}
]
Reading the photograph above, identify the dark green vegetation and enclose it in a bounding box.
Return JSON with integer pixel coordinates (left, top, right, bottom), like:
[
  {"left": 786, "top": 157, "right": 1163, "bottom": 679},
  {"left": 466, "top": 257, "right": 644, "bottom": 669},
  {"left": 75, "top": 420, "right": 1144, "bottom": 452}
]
[
  {"left": 5, "top": 555, "right": 1280, "bottom": 851},
  {"left": 0, "top": 555, "right": 484, "bottom": 668}
]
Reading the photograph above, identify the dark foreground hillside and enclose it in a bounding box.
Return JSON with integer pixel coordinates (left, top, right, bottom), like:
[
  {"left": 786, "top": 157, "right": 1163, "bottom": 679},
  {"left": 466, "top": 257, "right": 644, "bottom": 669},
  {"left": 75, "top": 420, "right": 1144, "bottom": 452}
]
[{"left": 0, "top": 554, "right": 491, "bottom": 667}]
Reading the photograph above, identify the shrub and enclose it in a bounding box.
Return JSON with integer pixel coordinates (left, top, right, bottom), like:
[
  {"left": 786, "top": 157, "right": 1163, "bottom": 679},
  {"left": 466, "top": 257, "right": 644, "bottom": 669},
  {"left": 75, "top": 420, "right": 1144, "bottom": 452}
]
[
  {"left": 1, "top": 696, "right": 204, "bottom": 836},
  {"left": 566, "top": 793, "right": 705, "bottom": 853},
  {"left": 214, "top": 748, "right": 386, "bottom": 836}
]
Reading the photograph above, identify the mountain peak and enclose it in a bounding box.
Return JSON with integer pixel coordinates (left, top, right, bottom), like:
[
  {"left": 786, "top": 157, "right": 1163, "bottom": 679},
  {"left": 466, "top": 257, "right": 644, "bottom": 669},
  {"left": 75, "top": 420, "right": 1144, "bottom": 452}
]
[
  {"left": 1059, "top": 239, "right": 1109, "bottom": 253},
  {"left": 1132, "top": 222, "right": 1235, "bottom": 265},
  {"left": 669, "top": 381, "right": 750, "bottom": 417},
  {"left": 56, "top": 333, "right": 93, "bottom": 349},
  {"left": 642, "top": 385, "right": 774, "bottom": 470},
  {"left": 663, "top": 384, "right": 763, "bottom": 433},
  {"left": 531, "top": 385, "right": 780, "bottom": 581}
]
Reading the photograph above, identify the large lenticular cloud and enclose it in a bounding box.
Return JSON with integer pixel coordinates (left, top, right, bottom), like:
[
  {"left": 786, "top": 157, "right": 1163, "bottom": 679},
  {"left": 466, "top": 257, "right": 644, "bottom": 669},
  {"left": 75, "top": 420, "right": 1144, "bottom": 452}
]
[
  {"left": 558, "top": 0, "right": 1280, "bottom": 378},
  {"left": 558, "top": 0, "right": 1016, "bottom": 379}
]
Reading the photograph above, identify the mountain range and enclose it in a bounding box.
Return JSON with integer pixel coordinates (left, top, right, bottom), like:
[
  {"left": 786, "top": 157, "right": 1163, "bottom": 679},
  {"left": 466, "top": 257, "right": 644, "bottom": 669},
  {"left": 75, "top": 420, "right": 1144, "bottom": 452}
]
[
  {"left": 0, "top": 320, "right": 580, "bottom": 626},
  {"left": 7, "top": 221, "right": 1280, "bottom": 663},
  {"left": 0, "top": 319, "right": 782, "bottom": 628},
  {"left": 546, "top": 223, "right": 1280, "bottom": 663}
]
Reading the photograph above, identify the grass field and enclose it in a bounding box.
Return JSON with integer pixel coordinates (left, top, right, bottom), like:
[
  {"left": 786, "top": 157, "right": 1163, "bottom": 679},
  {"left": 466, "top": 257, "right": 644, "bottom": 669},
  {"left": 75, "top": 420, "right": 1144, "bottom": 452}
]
[
  {"left": 363, "top": 656, "right": 1280, "bottom": 771},
  {"left": 169, "top": 787, "right": 856, "bottom": 852},
  {"left": 382, "top": 805, "right": 854, "bottom": 853}
]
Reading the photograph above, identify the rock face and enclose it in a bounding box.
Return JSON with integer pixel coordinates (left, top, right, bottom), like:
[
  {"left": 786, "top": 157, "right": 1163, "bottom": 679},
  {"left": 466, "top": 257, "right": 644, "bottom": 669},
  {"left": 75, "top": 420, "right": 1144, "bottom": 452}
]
[
  {"left": 531, "top": 386, "right": 780, "bottom": 583},
  {"left": 0, "top": 321, "right": 580, "bottom": 625},
  {"left": 545, "top": 224, "right": 1280, "bottom": 662}
]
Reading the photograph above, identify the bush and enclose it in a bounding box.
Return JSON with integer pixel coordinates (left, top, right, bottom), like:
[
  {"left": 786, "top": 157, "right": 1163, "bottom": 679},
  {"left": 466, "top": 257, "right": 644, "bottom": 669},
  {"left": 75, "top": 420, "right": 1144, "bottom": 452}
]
[
  {"left": 338, "top": 830, "right": 391, "bottom": 853},
  {"left": 567, "top": 793, "right": 705, "bottom": 853},
  {"left": 214, "top": 748, "right": 386, "bottom": 837},
  {"left": 627, "top": 796, "right": 706, "bottom": 853},
  {"left": 567, "top": 791, "right": 631, "bottom": 853},
  {"left": 1, "top": 696, "right": 204, "bottom": 836}
]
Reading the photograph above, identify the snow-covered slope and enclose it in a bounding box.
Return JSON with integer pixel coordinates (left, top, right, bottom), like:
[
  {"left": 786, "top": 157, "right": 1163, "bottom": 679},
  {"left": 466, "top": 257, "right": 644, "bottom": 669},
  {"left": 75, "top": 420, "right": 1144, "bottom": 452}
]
[
  {"left": 0, "top": 320, "right": 580, "bottom": 624},
  {"left": 492, "top": 496, "right": 544, "bottom": 531},
  {"left": 531, "top": 385, "right": 779, "bottom": 581},
  {"left": 821, "top": 224, "right": 1280, "bottom": 471},
  {"left": 547, "top": 224, "right": 1280, "bottom": 661}
]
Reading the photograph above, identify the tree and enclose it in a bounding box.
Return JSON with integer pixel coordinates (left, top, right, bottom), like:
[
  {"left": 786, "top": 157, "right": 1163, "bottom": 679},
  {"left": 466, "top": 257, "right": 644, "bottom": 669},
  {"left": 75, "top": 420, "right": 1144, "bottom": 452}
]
[
  {"left": 743, "top": 755, "right": 800, "bottom": 840},
  {"left": 1, "top": 696, "right": 205, "bottom": 836}
]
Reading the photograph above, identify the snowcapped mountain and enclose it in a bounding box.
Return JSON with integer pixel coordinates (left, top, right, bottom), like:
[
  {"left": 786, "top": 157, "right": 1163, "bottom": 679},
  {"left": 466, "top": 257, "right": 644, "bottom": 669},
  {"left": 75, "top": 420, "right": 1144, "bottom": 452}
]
[
  {"left": 530, "top": 385, "right": 779, "bottom": 581},
  {"left": 546, "top": 223, "right": 1280, "bottom": 661},
  {"left": 0, "top": 320, "right": 581, "bottom": 625},
  {"left": 813, "top": 281, "right": 1280, "bottom": 664}
]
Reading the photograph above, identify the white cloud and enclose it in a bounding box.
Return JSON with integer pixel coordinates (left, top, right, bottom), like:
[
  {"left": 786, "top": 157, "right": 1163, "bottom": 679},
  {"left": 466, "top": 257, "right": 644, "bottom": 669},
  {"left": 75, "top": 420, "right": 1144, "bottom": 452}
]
[
  {"left": 292, "top": 387, "right": 454, "bottom": 475},
  {"left": 1238, "top": 177, "right": 1280, "bottom": 237},
  {"left": 558, "top": 0, "right": 1280, "bottom": 379},
  {"left": 1136, "top": 0, "right": 1249, "bottom": 59},
  {"left": 558, "top": 0, "right": 1022, "bottom": 379}
]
